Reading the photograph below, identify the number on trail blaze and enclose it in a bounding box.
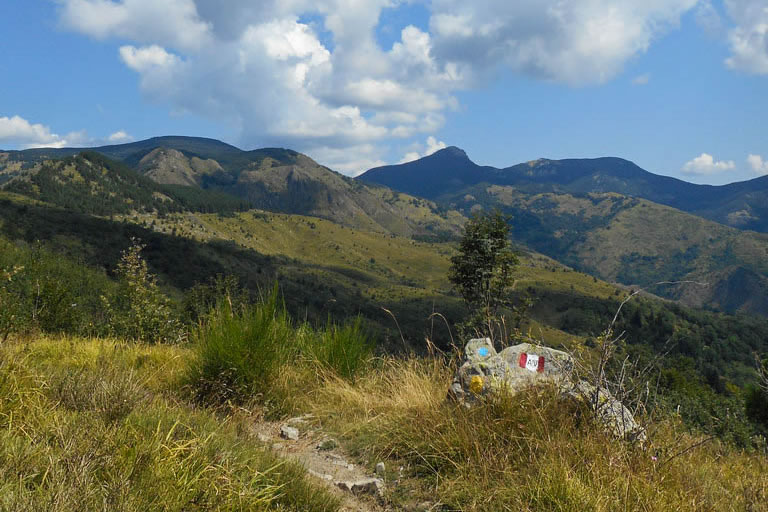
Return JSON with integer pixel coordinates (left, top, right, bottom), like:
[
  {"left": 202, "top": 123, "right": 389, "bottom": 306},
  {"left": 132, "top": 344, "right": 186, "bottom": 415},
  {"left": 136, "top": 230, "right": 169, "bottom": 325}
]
[{"left": 518, "top": 353, "right": 545, "bottom": 373}]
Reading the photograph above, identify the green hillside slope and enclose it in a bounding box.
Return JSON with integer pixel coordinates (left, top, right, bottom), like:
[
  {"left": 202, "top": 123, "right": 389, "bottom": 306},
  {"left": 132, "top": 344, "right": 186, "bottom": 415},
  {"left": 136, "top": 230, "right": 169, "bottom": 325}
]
[
  {"left": 4, "top": 185, "right": 768, "bottom": 438},
  {"left": 440, "top": 184, "right": 768, "bottom": 316},
  {"left": 0, "top": 139, "right": 464, "bottom": 239},
  {"left": 2, "top": 152, "right": 249, "bottom": 215}
]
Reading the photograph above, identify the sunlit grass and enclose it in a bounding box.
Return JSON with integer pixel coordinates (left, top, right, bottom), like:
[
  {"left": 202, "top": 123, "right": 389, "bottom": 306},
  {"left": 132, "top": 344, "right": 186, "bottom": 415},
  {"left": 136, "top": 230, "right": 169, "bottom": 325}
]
[
  {"left": 0, "top": 335, "right": 339, "bottom": 511},
  {"left": 305, "top": 357, "right": 768, "bottom": 511}
]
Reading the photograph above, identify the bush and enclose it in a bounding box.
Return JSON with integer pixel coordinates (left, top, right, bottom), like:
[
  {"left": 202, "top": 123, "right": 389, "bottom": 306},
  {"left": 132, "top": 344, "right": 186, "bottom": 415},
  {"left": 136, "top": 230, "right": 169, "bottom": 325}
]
[
  {"left": 188, "top": 285, "right": 376, "bottom": 406},
  {"left": 187, "top": 285, "right": 296, "bottom": 405},
  {"left": 102, "top": 239, "right": 184, "bottom": 343},
  {"left": 311, "top": 317, "right": 372, "bottom": 380}
]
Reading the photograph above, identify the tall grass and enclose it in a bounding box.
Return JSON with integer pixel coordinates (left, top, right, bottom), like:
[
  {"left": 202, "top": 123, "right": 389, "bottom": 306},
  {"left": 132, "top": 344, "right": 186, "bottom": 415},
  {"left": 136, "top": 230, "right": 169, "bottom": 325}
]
[
  {"left": 307, "top": 357, "right": 768, "bottom": 511},
  {"left": 5, "top": 312, "right": 765, "bottom": 510},
  {"left": 187, "top": 285, "right": 373, "bottom": 407},
  {"left": 187, "top": 285, "right": 296, "bottom": 405},
  {"left": 0, "top": 336, "right": 340, "bottom": 511},
  {"left": 311, "top": 317, "right": 372, "bottom": 380}
]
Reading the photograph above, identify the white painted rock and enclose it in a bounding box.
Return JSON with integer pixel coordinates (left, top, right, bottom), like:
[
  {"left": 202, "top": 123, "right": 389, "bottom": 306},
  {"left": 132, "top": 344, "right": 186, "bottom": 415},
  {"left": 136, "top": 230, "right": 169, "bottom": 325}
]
[
  {"left": 449, "top": 338, "right": 645, "bottom": 441},
  {"left": 449, "top": 338, "right": 574, "bottom": 402}
]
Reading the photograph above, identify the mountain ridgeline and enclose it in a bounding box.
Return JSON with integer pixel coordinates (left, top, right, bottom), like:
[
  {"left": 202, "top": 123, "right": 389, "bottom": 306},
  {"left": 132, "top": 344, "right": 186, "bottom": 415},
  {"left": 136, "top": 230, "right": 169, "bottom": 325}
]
[
  {"left": 3, "top": 136, "right": 768, "bottom": 318},
  {"left": 360, "top": 147, "right": 768, "bottom": 232},
  {"left": 0, "top": 137, "right": 463, "bottom": 240},
  {"left": 360, "top": 147, "right": 768, "bottom": 316}
]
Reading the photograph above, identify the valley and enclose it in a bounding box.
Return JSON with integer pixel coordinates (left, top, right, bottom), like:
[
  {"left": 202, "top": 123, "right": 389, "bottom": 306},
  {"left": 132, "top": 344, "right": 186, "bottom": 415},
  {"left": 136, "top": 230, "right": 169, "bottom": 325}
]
[
  {"left": 362, "top": 148, "right": 768, "bottom": 316},
  {"left": 1, "top": 137, "right": 768, "bottom": 509}
]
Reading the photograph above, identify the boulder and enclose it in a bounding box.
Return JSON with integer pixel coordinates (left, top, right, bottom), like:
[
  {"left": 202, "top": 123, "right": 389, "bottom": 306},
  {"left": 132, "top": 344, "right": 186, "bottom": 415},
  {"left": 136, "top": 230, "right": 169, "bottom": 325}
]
[
  {"left": 450, "top": 338, "right": 645, "bottom": 441},
  {"left": 449, "top": 338, "right": 574, "bottom": 402},
  {"left": 563, "top": 380, "right": 646, "bottom": 442}
]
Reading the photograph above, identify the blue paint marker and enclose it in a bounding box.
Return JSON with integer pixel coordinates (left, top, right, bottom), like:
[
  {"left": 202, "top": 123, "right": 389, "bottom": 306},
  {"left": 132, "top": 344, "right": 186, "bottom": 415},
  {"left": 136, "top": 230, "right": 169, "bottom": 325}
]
[{"left": 478, "top": 347, "right": 489, "bottom": 357}]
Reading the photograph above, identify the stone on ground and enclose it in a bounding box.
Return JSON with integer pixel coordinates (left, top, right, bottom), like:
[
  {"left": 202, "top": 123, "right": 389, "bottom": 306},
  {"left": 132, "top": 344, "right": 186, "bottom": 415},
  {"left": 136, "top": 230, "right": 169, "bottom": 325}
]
[
  {"left": 280, "top": 425, "right": 300, "bottom": 441},
  {"left": 335, "top": 478, "right": 384, "bottom": 497},
  {"left": 450, "top": 338, "right": 645, "bottom": 441}
]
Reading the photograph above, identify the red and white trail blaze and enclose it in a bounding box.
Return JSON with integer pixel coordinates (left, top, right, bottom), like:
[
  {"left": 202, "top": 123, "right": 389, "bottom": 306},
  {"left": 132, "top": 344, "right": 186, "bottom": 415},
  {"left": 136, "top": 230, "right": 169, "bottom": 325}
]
[{"left": 518, "top": 353, "right": 545, "bottom": 373}]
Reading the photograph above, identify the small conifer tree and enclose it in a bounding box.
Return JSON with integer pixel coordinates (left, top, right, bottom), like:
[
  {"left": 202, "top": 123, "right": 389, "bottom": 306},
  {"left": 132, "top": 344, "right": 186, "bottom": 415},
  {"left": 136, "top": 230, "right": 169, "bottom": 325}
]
[
  {"left": 102, "top": 239, "right": 184, "bottom": 343},
  {"left": 449, "top": 209, "right": 522, "bottom": 342}
]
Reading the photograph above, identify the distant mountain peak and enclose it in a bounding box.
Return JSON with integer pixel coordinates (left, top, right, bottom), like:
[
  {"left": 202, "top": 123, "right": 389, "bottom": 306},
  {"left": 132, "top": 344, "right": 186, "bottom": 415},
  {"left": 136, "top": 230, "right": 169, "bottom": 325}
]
[
  {"left": 426, "top": 146, "right": 472, "bottom": 162},
  {"left": 430, "top": 146, "right": 469, "bottom": 159}
]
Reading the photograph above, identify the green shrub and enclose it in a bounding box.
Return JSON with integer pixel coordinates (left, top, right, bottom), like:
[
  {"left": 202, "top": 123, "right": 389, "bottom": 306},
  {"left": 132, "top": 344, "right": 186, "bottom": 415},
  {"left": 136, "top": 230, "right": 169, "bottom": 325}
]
[
  {"left": 188, "top": 285, "right": 296, "bottom": 405},
  {"left": 0, "top": 240, "right": 117, "bottom": 339},
  {"left": 0, "top": 265, "right": 26, "bottom": 343},
  {"left": 102, "top": 239, "right": 185, "bottom": 343},
  {"left": 311, "top": 317, "right": 372, "bottom": 380}
]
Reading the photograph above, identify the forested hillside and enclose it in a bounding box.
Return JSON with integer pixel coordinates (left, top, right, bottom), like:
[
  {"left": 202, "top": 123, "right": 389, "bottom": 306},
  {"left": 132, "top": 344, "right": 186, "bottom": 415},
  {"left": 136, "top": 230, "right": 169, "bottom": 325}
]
[
  {"left": 360, "top": 147, "right": 768, "bottom": 232},
  {"left": 1, "top": 138, "right": 464, "bottom": 240},
  {"left": 360, "top": 150, "right": 768, "bottom": 317}
]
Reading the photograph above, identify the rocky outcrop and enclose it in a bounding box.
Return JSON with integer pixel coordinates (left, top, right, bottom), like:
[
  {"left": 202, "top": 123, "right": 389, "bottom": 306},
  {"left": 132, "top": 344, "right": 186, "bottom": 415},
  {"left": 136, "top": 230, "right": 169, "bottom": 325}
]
[{"left": 450, "top": 338, "right": 645, "bottom": 441}]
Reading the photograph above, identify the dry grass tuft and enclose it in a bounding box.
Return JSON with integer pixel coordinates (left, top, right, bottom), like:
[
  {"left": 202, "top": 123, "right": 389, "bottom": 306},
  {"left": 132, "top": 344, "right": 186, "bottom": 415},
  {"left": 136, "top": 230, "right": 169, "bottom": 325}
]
[{"left": 307, "top": 356, "right": 768, "bottom": 511}]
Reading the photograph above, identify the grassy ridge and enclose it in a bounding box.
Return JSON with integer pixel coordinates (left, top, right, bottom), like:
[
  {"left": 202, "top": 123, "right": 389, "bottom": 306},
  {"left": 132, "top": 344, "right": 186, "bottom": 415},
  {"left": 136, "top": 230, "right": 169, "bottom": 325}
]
[
  {"left": 3, "top": 331, "right": 766, "bottom": 511},
  {"left": 0, "top": 336, "right": 339, "bottom": 511}
]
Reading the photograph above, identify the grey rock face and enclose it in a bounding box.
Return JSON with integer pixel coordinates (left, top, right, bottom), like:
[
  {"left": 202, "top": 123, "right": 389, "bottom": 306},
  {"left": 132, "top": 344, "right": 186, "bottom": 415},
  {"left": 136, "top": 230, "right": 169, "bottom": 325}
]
[
  {"left": 562, "top": 380, "right": 646, "bottom": 442},
  {"left": 450, "top": 338, "right": 645, "bottom": 441}
]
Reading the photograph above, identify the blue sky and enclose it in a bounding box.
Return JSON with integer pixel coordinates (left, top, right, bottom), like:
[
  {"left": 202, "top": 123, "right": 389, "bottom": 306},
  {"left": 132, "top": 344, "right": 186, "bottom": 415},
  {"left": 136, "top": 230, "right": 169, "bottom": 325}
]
[{"left": 1, "top": 0, "right": 766, "bottom": 185}]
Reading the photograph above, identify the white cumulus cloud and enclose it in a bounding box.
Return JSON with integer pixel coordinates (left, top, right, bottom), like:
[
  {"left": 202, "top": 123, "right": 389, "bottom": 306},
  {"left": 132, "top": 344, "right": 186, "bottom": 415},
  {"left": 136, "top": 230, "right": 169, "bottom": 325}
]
[
  {"left": 0, "top": 115, "right": 134, "bottom": 150},
  {"left": 429, "top": 0, "right": 699, "bottom": 85},
  {"left": 399, "top": 136, "right": 448, "bottom": 163},
  {"left": 58, "top": 0, "right": 211, "bottom": 51},
  {"left": 682, "top": 153, "right": 737, "bottom": 175},
  {"left": 724, "top": 0, "right": 768, "bottom": 74},
  {"left": 0, "top": 115, "right": 62, "bottom": 147},
  {"left": 108, "top": 130, "right": 134, "bottom": 143},
  {"left": 748, "top": 154, "right": 768, "bottom": 174},
  {"left": 0, "top": 115, "right": 91, "bottom": 149},
  {"left": 55, "top": 0, "right": 700, "bottom": 173}
]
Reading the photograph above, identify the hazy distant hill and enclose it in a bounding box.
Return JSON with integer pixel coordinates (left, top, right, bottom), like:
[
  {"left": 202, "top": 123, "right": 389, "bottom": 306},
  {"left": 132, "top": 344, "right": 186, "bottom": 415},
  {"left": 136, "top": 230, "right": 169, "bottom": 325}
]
[
  {"left": 360, "top": 148, "right": 768, "bottom": 232},
  {"left": 0, "top": 137, "right": 464, "bottom": 239},
  {"left": 360, "top": 149, "right": 768, "bottom": 316}
]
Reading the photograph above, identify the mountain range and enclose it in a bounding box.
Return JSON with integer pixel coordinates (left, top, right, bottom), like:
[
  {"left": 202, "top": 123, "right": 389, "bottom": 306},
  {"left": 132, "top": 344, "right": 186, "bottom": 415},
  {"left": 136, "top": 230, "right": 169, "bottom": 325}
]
[
  {"left": 360, "top": 147, "right": 768, "bottom": 232},
  {"left": 0, "top": 137, "right": 463, "bottom": 240},
  {"left": 4, "top": 136, "right": 768, "bottom": 317},
  {"left": 361, "top": 147, "right": 768, "bottom": 315}
]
